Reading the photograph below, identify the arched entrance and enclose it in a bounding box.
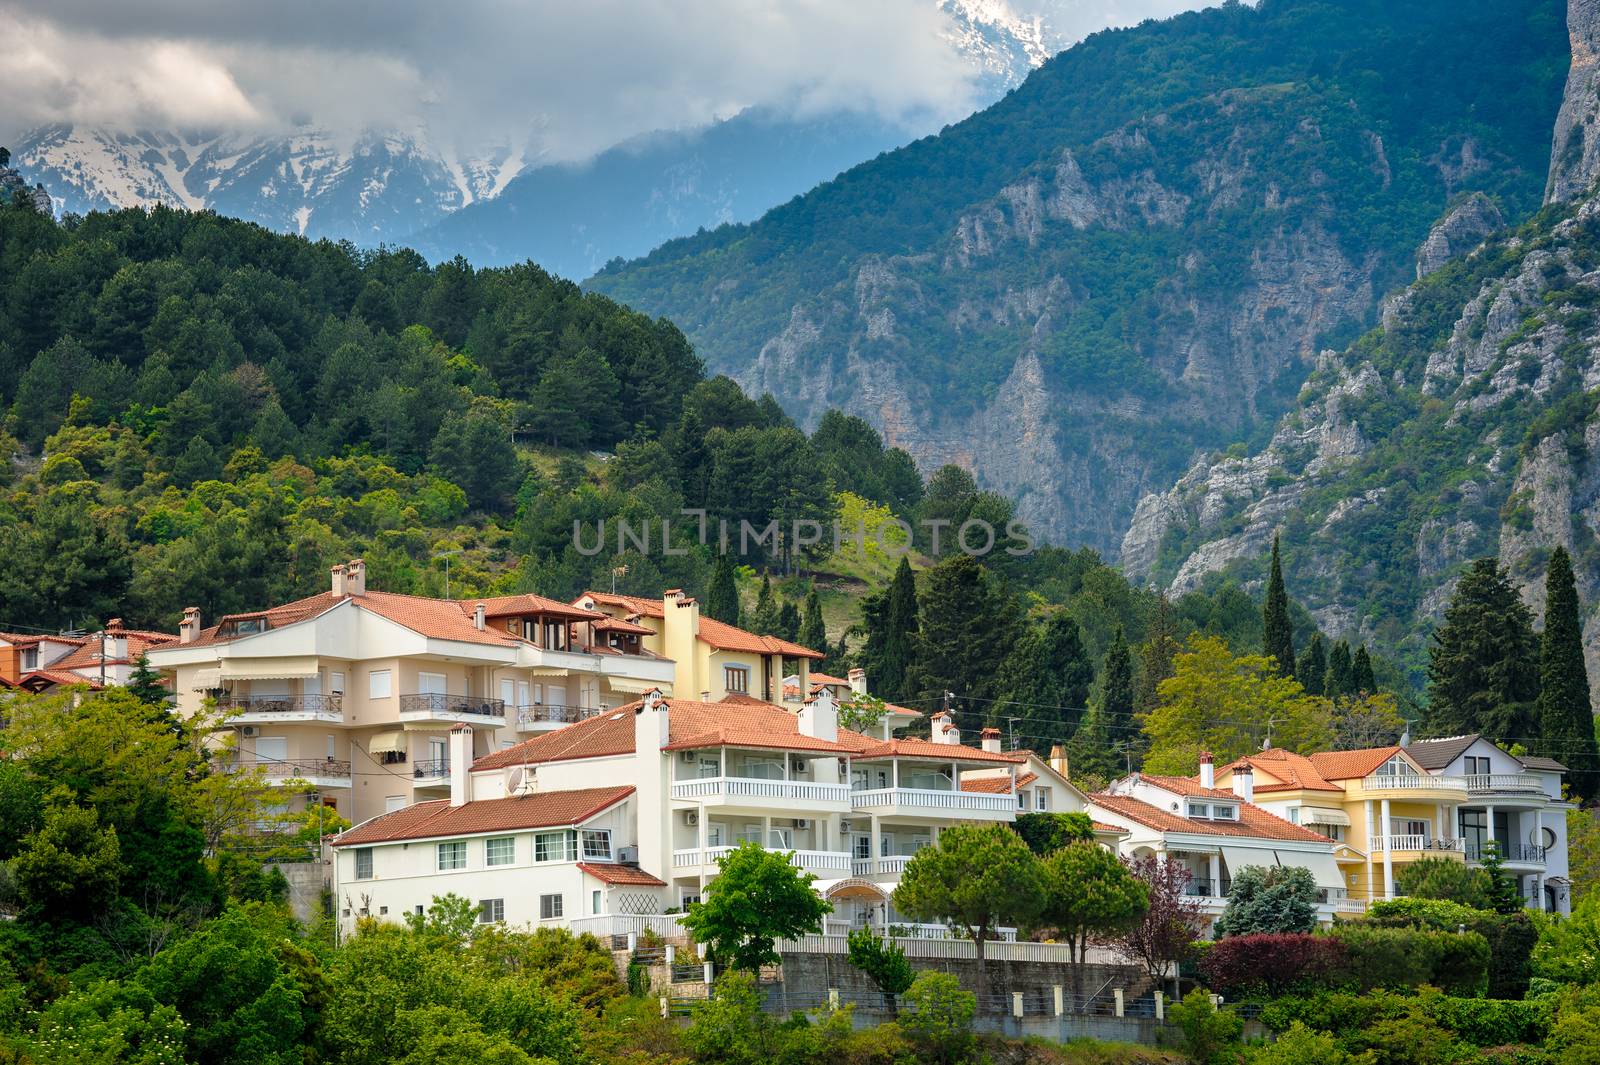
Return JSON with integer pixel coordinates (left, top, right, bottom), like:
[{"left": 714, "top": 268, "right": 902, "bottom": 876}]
[{"left": 819, "top": 877, "right": 892, "bottom": 933}]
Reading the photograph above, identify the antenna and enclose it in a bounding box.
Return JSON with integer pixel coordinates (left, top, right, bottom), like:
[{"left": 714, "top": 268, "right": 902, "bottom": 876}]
[{"left": 1262, "top": 716, "right": 1279, "bottom": 751}]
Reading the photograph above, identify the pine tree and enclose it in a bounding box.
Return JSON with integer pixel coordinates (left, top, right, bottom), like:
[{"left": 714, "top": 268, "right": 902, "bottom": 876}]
[
  {"left": 1134, "top": 597, "right": 1179, "bottom": 719},
  {"left": 1351, "top": 645, "right": 1376, "bottom": 695},
  {"left": 994, "top": 610, "right": 1094, "bottom": 750},
  {"left": 126, "top": 653, "right": 169, "bottom": 707},
  {"left": 1262, "top": 533, "right": 1295, "bottom": 678},
  {"left": 861, "top": 557, "right": 918, "bottom": 701},
  {"left": 751, "top": 573, "right": 780, "bottom": 634},
  {"left": 1297, "top": 633, "right": 1328, "bottom": 698},
  {"left": 909, "top": 555, "right": 1017, "bottom": 732},
  {"left": 1101, "top": 625, "right": 1136, "bottom": 747},
  {"left": 776, "top": 602, "right": 801, "bottom": 643},
  {"left": 798, "top": 586, "right": 828, "bottom": 659},
  {"left": 705, "top": 553, "right": 740, "bottom": 625},
  {"left": 1538, "top": 546, "right": 1599, "bottom": 801},
  {"left": 1326, "top": 641, "right": 1353, "bottom": 699},
  {"left": 1425, "top": 557, "right": 1540, "bottom": 743}
]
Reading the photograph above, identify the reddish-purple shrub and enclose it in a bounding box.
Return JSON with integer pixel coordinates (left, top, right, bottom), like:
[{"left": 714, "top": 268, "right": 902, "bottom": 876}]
[{"left": 1197, "top": 933, "right": 1348, "bottom": 999}]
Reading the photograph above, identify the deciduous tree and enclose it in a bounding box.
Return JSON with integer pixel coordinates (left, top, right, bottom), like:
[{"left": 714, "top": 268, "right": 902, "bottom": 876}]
[
  {"left": 1114, "top": 855, "right": 1205, "bottom": 993},
  {"left": 682, "top": 841, "right": 831, "bottom": 972},
  {"left": 1034, "top": 842, "right": 1149, "bottom": 1000}
]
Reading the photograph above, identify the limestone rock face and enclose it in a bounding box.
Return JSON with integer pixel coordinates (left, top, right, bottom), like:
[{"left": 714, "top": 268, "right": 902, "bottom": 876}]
[
  {"left": 1416, "top": 193, "right": 1504, "bottom": 278},
  {"left": 1549, "top": 0, "right": 1600, "bottom": 203}
]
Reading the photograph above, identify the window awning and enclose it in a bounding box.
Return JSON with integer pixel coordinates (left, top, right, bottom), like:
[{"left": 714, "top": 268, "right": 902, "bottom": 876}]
[
  {"left": 191, "top": 667, "right": 222, "bottom": 690},
  {"left": 219, "top": 657, "right": 319, "bottom": 680},
  {"left": 1218, "top": 845, "right": 1276, "bottom": 879},
  {"left": 527, "top": 667, "right": 570, "bottom": 677},
  {"left": 1273, "top": 849, "right": 1346, "bottom": 889},
  {"left": 606, "top": 677, "right": 663, "bottom": 695},
  {"left": 1301, "top": 807, "right": 1351, "bottom": 827},
  {"left": 368, "top": 731, "right": 406, "bottom": 755}
]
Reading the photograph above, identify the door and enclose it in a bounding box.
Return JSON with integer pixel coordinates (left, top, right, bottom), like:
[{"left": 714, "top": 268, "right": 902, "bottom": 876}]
[
  {"left": 418, "top": 672, "right": 447, "bottom": 695},
  {"left": 499, "top": 679, "right": 516, "bottom": 707},
  {"left": 303, "top": 674, "right": 322, "bottom": 696},
  {"left": 429, "top": 738, "right": 448, "bottom": 773}
]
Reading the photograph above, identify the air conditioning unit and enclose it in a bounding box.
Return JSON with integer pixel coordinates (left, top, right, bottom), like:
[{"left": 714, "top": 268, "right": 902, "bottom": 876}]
[
  {"left": 618, "top": 845, "right": 639, "bottom": 864},
  {"left": 679, "top": 750, "right": 699, "bottom": 764},
  {"left": 792, "top": 819, "right": 810, "bottom": 830},
  {"left": 683, "top": 810, "right": 700, "bottom": 827},
  {"left": 840, "top": 820, "right": 853, "bottom": 834},
  {"left": 240, "top": 725, "right": 257, "bottom": 737},
  {"left": 791, "top": 757, "right": 806, "bottom": 772}
]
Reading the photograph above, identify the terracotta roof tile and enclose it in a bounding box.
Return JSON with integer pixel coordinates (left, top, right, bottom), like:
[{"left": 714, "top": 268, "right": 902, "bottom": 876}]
[
  {"left": 579, "top": 863, "right": 667, "bottom": 886},
  {"left": 835, "top": 730, "right": 1026, "bottom": 765},
  {"left": 19, "top": 669, "right": 104, "bottom": 691},
  {"left": 52, "top": 630, "right": 177, "bottom": 670},
  {"left": 477, "top": 594, "right": 601, "bottom": 622},
  {"left": 1089, "top": 792, "right": 1332, "bottom": 844},
  {"left": 1218, "top": 750, "right": 1343, "bottom": 793},
  {"left": 580, "top": 591, "right": 824, "bottom": 659},
  {"left": 963, "top": 772, "right": 1035, "bottom": 793},
  {"left": 1306, "top": 746, "right": 1405, "bottom": 780},
  {"left": 1092, "top": 822, "right": 1129, "bottom": 835},
  {"left": 333, "top": 786, "right": 634, "bottom": 846}
]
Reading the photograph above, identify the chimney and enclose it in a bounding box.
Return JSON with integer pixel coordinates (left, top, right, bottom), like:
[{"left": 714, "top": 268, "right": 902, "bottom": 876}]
[
  {"left": 331, "top": 564, "right": 348, "bottom": 597},
  {"left": 847, "top": 667, "right": 867, "bottom": 696},
  {"left": 347, "top": 558, "right": 366, "bottom": 596},
  {"left": 700, "top": 691, "right": 711, "bottom": 702},
  {"left": 473, "top": 603, "right": 486, "bottom": 631},
  {"left": 661, "top": 590, "right": 700, "bottom": 697},
  {"left": 179, "top": 607, "right": 202, "bottom": 645},
  {"left": 979, "top": 727, "right": 1002, "bottom": 754},
  {"left": 106, "top": 618, "right": 123, "bottom": 632},
  {"left": 1198, "top": 751, "right": 1215, "bottom": 790},
  {"left": 1049, "top": 744, "right": 1070, "bottom": 781},
  {"left": 449, "top": 724, "right": 473, "bottom": 807},
  {"left": 800, "top": 686, "right": 838, "bottom": 743},
  {"left": 1232, "top": 763, "right": 1254, "bottom": 803},
  {"left": 635, "top": 688, "right": 669, "bottom": 749}
]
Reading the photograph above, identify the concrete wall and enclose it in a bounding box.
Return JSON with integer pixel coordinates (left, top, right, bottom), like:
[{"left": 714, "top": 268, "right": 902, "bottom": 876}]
[
  {"left": 777, "top": 950, "right": 1147, "bottom": 1002},
  {"left": 277, "top": 860, "right": 328, "bottom": 925}
]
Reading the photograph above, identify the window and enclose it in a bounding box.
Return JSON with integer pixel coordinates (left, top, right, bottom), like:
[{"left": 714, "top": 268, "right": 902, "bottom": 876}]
[
  {"left": 724, "top": 666, "right": 749, "bottom": 693},
  {"left": 592, "top": 889, "right": 603, "bottom": 914},
  {"left": 354, "top": 848, "right": 373, "bottom": 880},
  {"left": 539, "top": 893, "right": 564, "bottom": 920},
  {"left": 479, "top": 899, "right": 504, "bottom": 924},
  {"left": 1186, "top": 801, "right": 1237, "bottom": 821},
  {"left": 330, "top": 671, "right": 345, "bottom": 695},
  {"left": 1375, "top": 754, "right": 1417, "bottom": 778},
  {"left": 1311, "top": 824, "right": 1345, "bottom": 842},
  {"left": 853, "top": 835, "right": 872, "bottom": 860},
  {"left": 581, "top": 830, "right": 613, "bottom": 860},
  {"left": 368, "top": 669, "right": 392, "bottom": 699},
  {"left": 20, "top": 648, "right": 38, "bottom": 670},
  {"left": 535, "top": 830, "right": 575, "bottom": 862},
  {"left": 486, "top": 837, "right": 515, "bottom": 867},
  {"left": 437, "top": 841, "right": 466, "bottom": 871},
  {"left": 879, "top": 832, "right": 895, "bottom": 857},
  {"left": 1017, "top": 791, "right": 1026, "bottom": 809},
  {"left": 1466, "top": 756, "right": 1491, "bottom": 775},
  {"left": 384, "top": 795, "right": 407, "bottom": 813},
  {"left": 1036, "top": 789, "right": 1049, "bottom": 812}
]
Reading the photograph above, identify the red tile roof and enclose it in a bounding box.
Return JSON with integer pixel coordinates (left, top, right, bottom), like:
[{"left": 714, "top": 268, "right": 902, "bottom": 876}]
[
  {"left": 579, "top": 863, "right": 667, "bottom": 886},
  {"left": 52, "top": 630, "right": 177, "bottom": 670},
  {"left": 580, "top": 591, "right": 825, "bottom": 659},
  {"left": 1219, "top": 750, "right": 1344, "bottom": 793},
  {"left": 18, "top": 669, "right": 104, "bottom": 691},
  {"left": 333, "top": 786, "right": 634, "bottom": 846},
  {"left": 478, "top": 594, "right": 602, "bottom": 622},
  {"left": 1306, "top": 747, "right": 1405, "bottom": 781},
  {"left": 1089, "top": 793, "right": 1331, "bottom": 844},
  {"left": 1093, "top": 822, "right": 1129, "bottom": 835},
  {"left": 963, "top": 772, "right": 1036, "bottom": 793},
  {"left": 835, "top": 730, "right": 1027, "bottom": 765},
  {"left": 186, "top": 590, "right": 535, "bottom": 649},
  {"left": 473, "top": 696, "right": 860, "bottom": 770}
]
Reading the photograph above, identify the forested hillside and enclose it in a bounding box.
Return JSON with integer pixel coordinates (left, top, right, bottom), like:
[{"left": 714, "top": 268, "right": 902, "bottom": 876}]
[{"left": 590, "top": 0, "right": 1568, "bottom": 554}]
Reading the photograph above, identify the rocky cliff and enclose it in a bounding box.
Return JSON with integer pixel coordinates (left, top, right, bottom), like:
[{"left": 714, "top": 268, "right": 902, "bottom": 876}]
[
  {"left": 1122, "top": 0, "right": 1600, "bottom": 683},
  {"left": 591, "top": 0, "right": 1567, "bottom": 555}
]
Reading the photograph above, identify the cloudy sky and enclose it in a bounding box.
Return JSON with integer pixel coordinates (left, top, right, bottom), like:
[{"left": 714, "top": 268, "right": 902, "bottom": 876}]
[{"left": 2, "top": 0, "right": 1205, "bottom": 162}]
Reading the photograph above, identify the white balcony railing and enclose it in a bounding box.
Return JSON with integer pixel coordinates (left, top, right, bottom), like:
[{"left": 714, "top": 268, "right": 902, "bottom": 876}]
[
  {"left": 851, "top": 855, "right": 915, "bottom": 877},
  {"left": 1464, "top": 773, "right": 1545, "bottom": 794},
  {"left": 851, "top": 787, "right": 1016, "bottom": 815},
  {"left": 1359, "top": 775, "right": 1467, "bottom": 793},
  {"left": 673, "top": 846, "right": 851, "bottom": 873},
  {"left": 669, "top": 776, "right": 851, "bottom": 805},
  {"left": 1369, "top": 835, "right": 1463, "bottom": 853}
]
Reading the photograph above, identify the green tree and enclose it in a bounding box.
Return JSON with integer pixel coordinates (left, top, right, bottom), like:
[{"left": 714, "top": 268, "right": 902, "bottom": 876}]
[
  {"left": 1539, "top": 545, "right": 1599, "bottom": 801},
  {"left": 17, "top": 979, "right": 189, "bottom": 1065},
  {"left": 1262, "top": 533, "right": 1295, "bottom": 678},
  {"left": 705, "top": 553, "right": 740, "bottom": 625},
  {"left": 845, "top": 927, "right": 914, "bottom": 1013},
  {"left": 1394, "top": 857, "right": 1491, "bottom": 909},
  {"left": 11, "top": 803, "right": 123, "bottom": 920},
  {"left": 1035, "top": 842, "right": 1149, "bottom": 999},
  {"left": 1326, "top": 640, "right": 1354, "bottom": 699},
  {"left": 797, "top": 585, "right": 828, "bottom": 658},
  {"left": 1424, "top": 557, "right": 1539, "bottom": 743},
  {"left": 993, "top": 610, "right": 1094, "bottom": 750},
  {"left": 1169, "top": 989, "right": 1244, "bottom": 1065},
  {"left": 1297, "top": 634, "right": 1328, "bottom": 701},
  {"left": 682, "top": 841, "right": 831, "bottom": 972},
  {"left": 749, "top": 573, "right": 779, "bottom": 635},
  {"left": 429, "top": 412, "right": 520, "bottom": 512},
  {"left": 893, "top": 824, "right": 1044, "bottom": 1004},
  {"left": 1143, "top": 635, "right": 1333, "bottom": 774},
  {"left": 125, "top": 653, "right": 170, "bottom": 708},
  {"left": 1071, "top": 625, "right": 1135, "bottom": 782},
  {"left": 1479, "top": 841, "right": 1524, "bottom": 916},
  {"left": 1351, "top": 644, "right": 1376, "bottom": 695},
  {"left": 1213, "top": 865, "right": 1320, "bottom": 937},
  {"left": 909, "top": 555, "right": 1016, "bottom": 731},
  {"left": 859, "top": 556, "right": 918, "bottom": 701},
  {"left": 899, "top": 971, "right": 976, "bottom": 1065}
]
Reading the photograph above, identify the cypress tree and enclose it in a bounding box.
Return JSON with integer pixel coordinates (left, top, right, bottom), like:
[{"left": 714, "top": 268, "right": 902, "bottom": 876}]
[
  {"left": 1101, "top": 625, "right": 1136, "bottom": 745},
  {"left": 1424, "top": 557, "right": 1539, "bottom": 743},
  {"left": 798, "top": 586, "right": 829, "bottom": 659},
  {"left": 1351, "top": 645, "right": 1376, "bottom": 695},
  {"left": 1326, "top": 641, "right": 1353, "bottom": 699},
  {"left": 1134, "top": 596, "right": 1179, "bottom": 719},
  {"left": 1262, "top": 533, "right": 1295, "bottom": 678},
  {"left": 705, "top": 553, "right": 740, "bottom": 625},
  {"left": 751, "top": 573, "right": 780, "bottom": 634},
  {"left": 1297, "top": 633, "right": 1328, "bottom": 698},
  {"left": 776, "top": 601, "right": 801, "bottom": 643},
  {"left": 909, "top": 555, "right": 1016, "bottom": 732},
  {"left": 993, "top": 610, "right": 1094, "bottom": 749},
  {"left": 861, "top": 556, "right": 919, "bottom": 701},
  {"left": 1538, "top": 546, "right": 1599, "bottom": 801}
]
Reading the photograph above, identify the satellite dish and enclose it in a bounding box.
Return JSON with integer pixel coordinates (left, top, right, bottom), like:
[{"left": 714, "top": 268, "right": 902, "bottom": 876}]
[{"left": 505, "top": 766, "right": 536, "bottom": 796}]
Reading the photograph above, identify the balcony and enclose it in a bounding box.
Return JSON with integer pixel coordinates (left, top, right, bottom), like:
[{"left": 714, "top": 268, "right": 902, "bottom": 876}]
[
  {"left": 413, "top": 758, "right": 450, "bottom": 783},
  {"left": 1359, "top": 774, "right": 1467, "bottom": 794},
  {"left": 670, "top": 776, "right": 851, "bottom": 809},
  {"left": 516, "top": 703, "right": 604, "bottom": 730},
  {"left": 853, "top": 855, "right": 916, "bottom": 877},
  {"left": 673, "top": 846, "right": 851, "bottom": 875},
  {"left": 236, "top": 756, "right": 352, "bottom": 788},
  {"left": 398, "top": 693, "right": 506, "bottom": 726},
  {"left": 1368, "top": 835, "right": 1464, "bottom": 854},
  {"left": 1183, "top": 878, "right": 1230, "bottom": 899},
  {"left": 1465, "top": 841, "right": 1545, "bottom": 865},
  {"left": 222, "top": 694, "right": 343, "bottom": 724},
  {"left": 850, "top": 787, "right": 1016, "bottom": 820},
  {"left": 1464, "top": 773, "right": 1546, "bottom": 795}
]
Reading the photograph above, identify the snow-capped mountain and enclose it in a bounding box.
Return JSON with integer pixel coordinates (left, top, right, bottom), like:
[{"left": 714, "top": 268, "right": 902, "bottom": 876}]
[{"left": 4, "top": 0, "right": 1063, "bottom": 258}]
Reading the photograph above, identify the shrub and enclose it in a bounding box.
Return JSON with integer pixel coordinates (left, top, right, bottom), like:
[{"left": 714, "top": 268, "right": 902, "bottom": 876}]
[
  {"left": 1331, "top": 924, "right": 1489, "bottom": 997},
  {"left": 1197, "top": 933, "right": 1347, "bottom": 999},
  {"left": 1214, "top": 866, "right": 1319, "bottom": 937},
  {"left": 1262, "top": 989, "right": 1550, "bottom": 1050},
  {"left": 1167, "top": 988, "right": 1243, "bottom": 1065},
  {"left": 1395, "top": 857, "right": 1492, "bottom": 909},
  {"left": 1246, "top": 1021, "right": 1373, "bottom": 1064},
  {"left": 1366, "top": 898, "right": 1536, "bottom": 998},
  {"left": 900, "top": 971, "right": 976, "bottom": 1065}
]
